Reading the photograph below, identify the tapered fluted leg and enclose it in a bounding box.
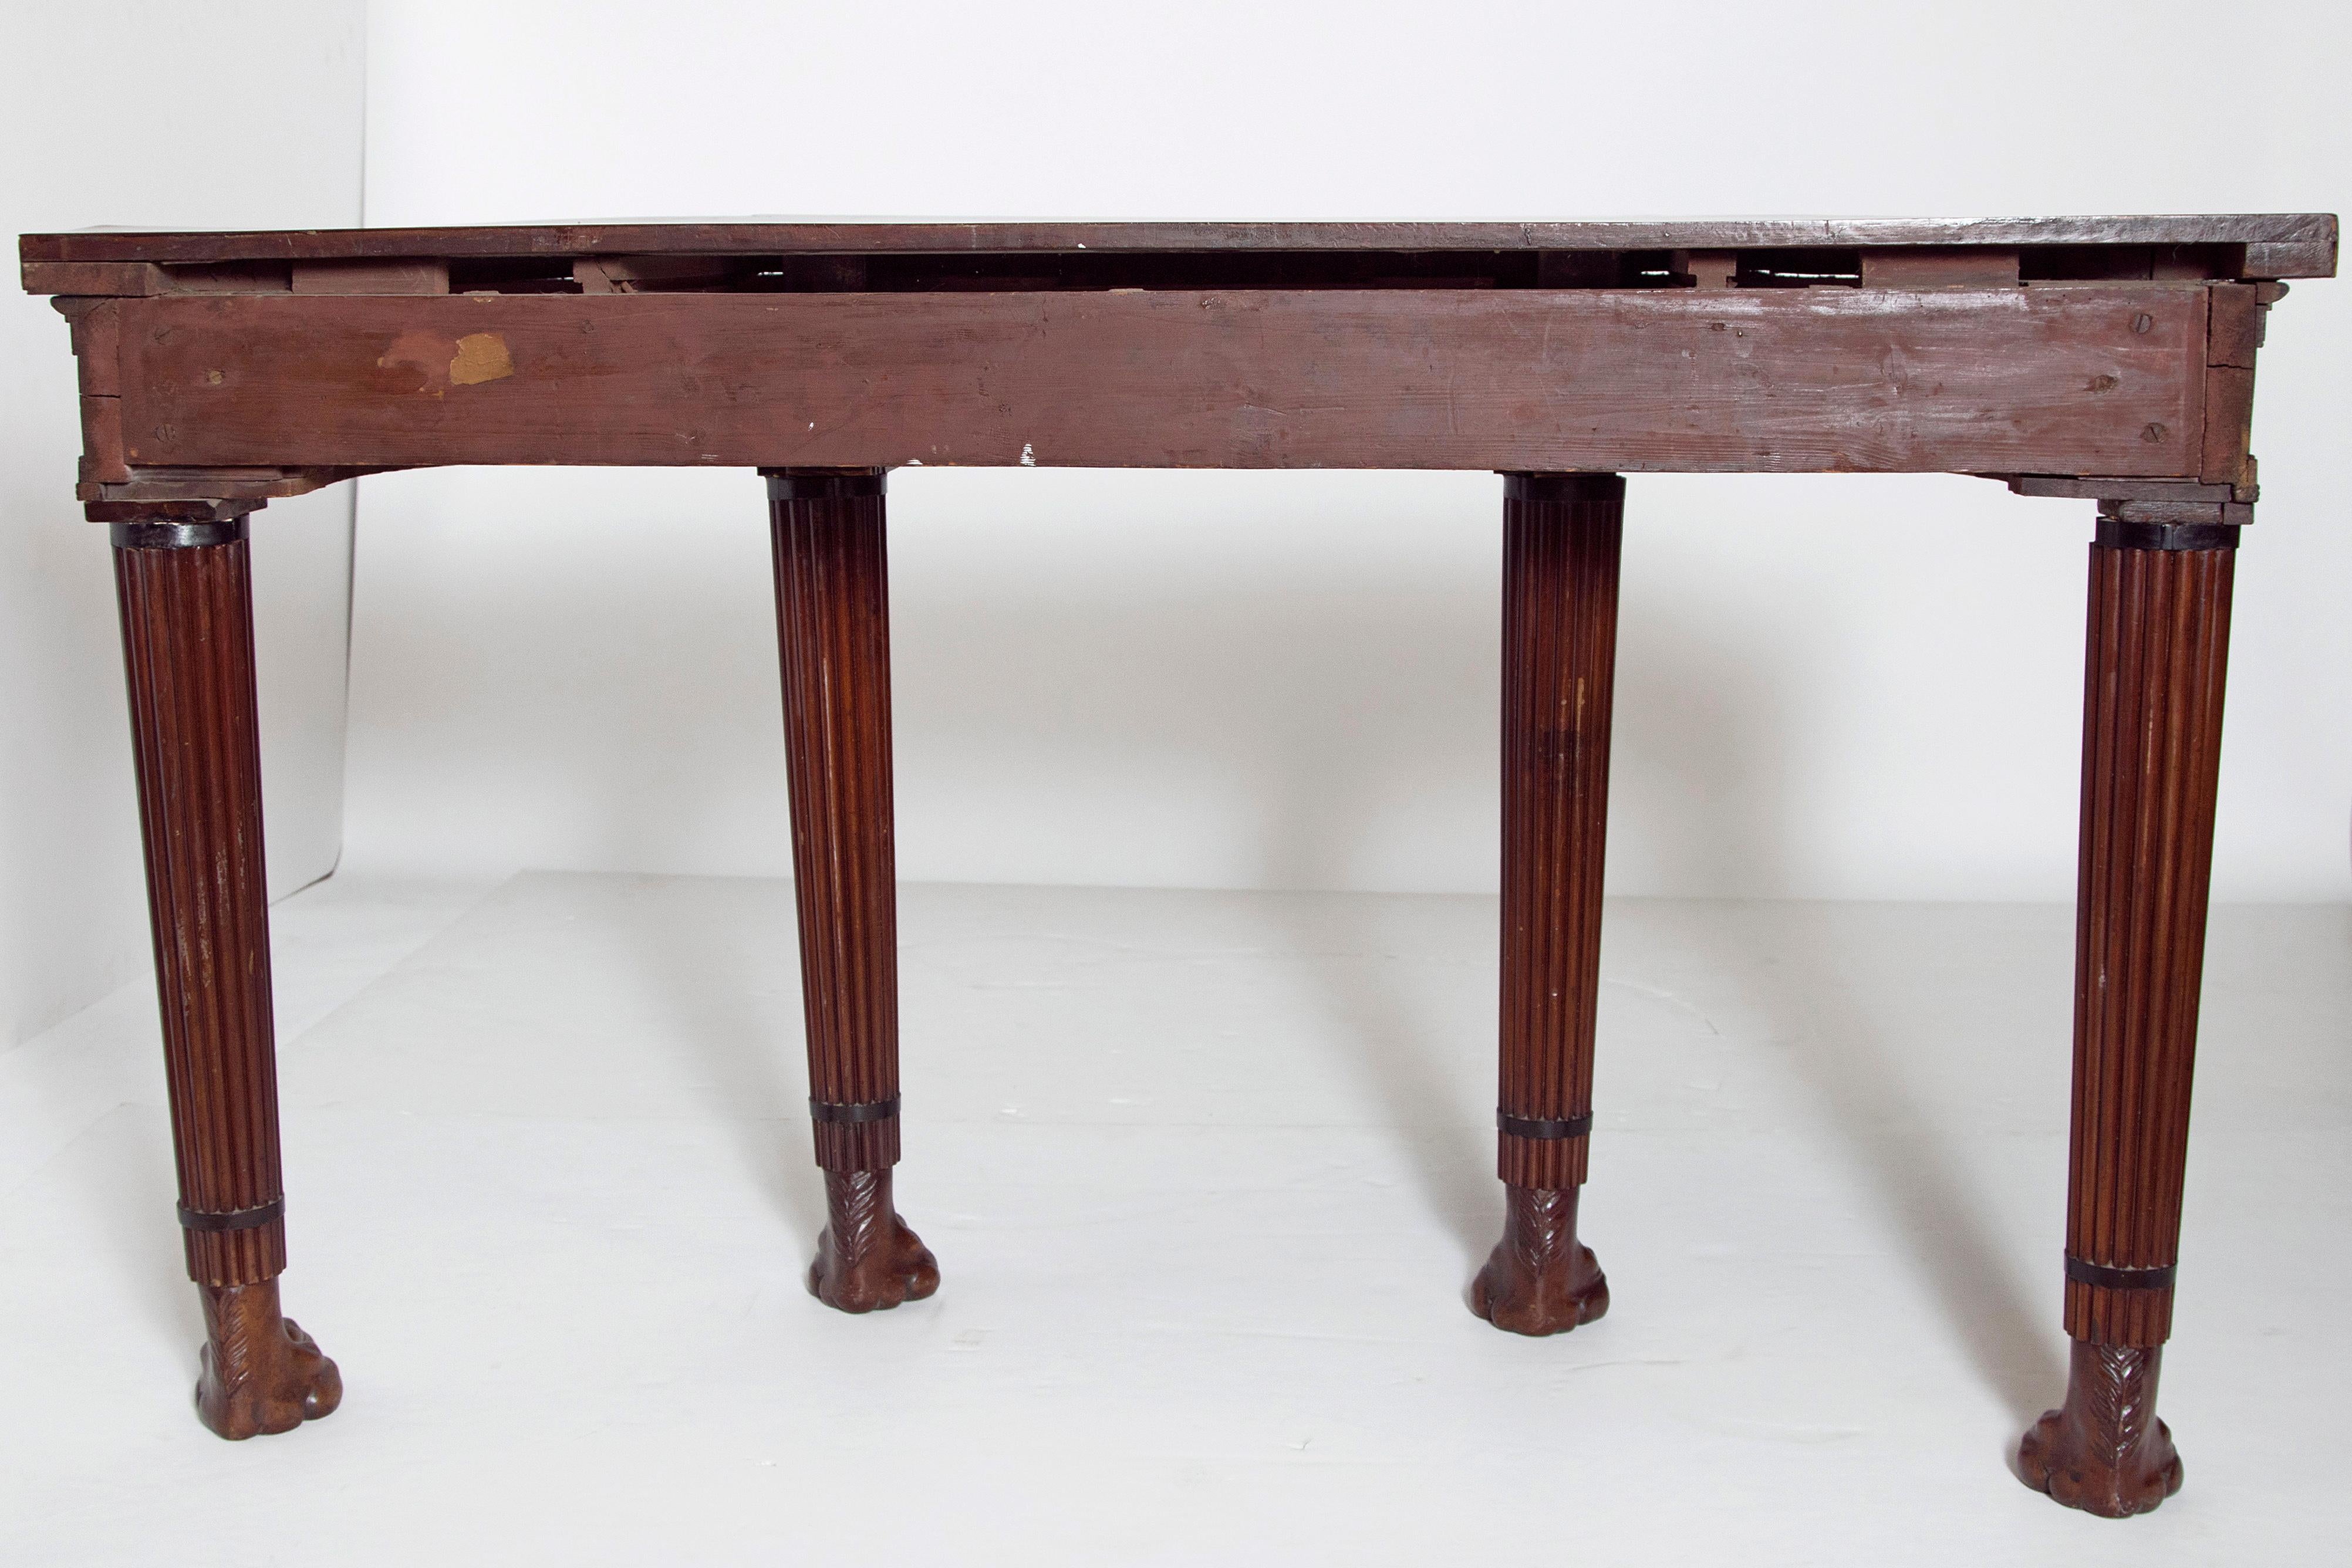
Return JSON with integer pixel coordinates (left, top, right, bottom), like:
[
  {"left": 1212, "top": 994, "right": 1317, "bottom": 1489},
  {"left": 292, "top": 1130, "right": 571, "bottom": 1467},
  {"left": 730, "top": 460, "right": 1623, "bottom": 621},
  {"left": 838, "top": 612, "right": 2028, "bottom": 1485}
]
[
  {"left": 1472, "top": 474, "right": 1621, "bottom": 1336},
  {"left": 765, "top": 469, "right": 937, "bottom": 1312},
  {"left": 2019, "top": 513, "right": 2238, "bottom": 1516},
  {"left": 113, "top": 511, "right": 340, "bottom": 1438}
]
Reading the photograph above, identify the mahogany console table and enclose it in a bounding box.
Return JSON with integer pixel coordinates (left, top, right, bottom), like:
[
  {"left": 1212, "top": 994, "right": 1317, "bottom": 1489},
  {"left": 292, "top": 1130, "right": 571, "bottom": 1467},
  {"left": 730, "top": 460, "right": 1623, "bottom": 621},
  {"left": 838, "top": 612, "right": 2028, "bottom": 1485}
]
[{"left": 21, "top": 215, "right": 2337, "bottom": 1514}]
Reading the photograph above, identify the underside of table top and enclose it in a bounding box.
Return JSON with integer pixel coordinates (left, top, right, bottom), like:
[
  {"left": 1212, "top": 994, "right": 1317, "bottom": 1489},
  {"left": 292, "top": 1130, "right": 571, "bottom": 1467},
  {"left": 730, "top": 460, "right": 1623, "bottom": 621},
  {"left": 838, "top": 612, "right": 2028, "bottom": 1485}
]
[{"left": 19, "top": 214, "right": 2340, "bottom": 289}]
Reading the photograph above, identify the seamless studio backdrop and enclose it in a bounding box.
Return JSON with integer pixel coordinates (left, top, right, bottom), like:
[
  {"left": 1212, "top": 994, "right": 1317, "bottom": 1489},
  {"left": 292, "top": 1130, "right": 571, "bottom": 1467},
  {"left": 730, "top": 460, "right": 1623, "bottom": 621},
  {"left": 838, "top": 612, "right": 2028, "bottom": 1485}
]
[
  {"left": 6, "top": 3, "right": 2347, "bottom": 1056},
  {"left": 340, "top": 0, "right": 2351, "bottom": 907},
  {"left": 4, "top": 2, "right": 2350, "bottom": 1563}
]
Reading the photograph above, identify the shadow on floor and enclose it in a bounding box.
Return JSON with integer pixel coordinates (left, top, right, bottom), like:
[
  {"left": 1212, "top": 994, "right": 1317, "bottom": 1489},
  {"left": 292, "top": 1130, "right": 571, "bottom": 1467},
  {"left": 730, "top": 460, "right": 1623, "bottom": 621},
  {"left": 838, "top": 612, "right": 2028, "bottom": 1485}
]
[
  {"left": 612, "top": 874, "right": 828, "bottom": 1248},
  {"left": 1682, "top": 905, "right": 2066, "bottom": 1430}
]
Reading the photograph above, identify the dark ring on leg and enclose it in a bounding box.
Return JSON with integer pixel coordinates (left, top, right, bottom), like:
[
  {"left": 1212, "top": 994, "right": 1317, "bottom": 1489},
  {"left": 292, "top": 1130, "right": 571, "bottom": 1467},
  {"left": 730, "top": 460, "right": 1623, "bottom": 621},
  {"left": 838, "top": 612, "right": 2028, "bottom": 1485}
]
[
  {"left": 2094, "top": 518, "right": 2240, "bottom": 552},
  {"left": 1502, "top": 473, "right": 1625, "bottom": 504},
  {"left": 112, "top": 518, "right": 251, "bottom": 549},
  {"left": 2064, "top": 1256, "right": 2176, "bottom": 1291},
  {"left": 763, "top": 468, "right": 887, "bottom": 501},
  {"left": 809, "top": 1095, "right": 900, "bottom": 1125},
  {"left": 1497, "top": 1110, "right": 1593, "bottom": 1140},
  {"left": 177, "top": 1198, "right": 285, "bottom": 1233}
]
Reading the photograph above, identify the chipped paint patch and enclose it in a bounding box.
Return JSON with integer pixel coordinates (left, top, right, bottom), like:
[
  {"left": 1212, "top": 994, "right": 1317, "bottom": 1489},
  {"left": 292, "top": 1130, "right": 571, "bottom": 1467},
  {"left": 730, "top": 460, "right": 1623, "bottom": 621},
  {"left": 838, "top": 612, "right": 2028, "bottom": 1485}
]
[
  {"left": 450, "top": 333, "right": 515, "bottom": 386},
  {"left": 1020, "top": 442, "right": 1036, "bottom": 466}
]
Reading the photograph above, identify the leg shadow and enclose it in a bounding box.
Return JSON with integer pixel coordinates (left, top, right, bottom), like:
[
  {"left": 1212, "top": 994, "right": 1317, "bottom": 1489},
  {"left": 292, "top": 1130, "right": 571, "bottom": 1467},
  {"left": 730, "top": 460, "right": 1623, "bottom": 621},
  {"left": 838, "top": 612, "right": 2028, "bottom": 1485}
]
[
  {"left": 1259, "top": 887, "right": 1496, "bottom": 1268},
  {"left": 1685, "top": 905, "right": 2065, "bottom": 1427},
  {"left": 605, "top": 872, "right": 827, "bottom": 1246}
]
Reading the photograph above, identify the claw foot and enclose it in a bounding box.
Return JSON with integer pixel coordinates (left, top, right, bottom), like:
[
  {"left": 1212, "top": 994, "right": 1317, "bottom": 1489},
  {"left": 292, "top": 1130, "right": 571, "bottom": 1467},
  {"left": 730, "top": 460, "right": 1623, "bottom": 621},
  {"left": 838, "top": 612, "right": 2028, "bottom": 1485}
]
[
  {"left": 809, "top": 1169, "right": 939, "bottom": 1313},
  {"left": 2018, "top": 1340, "right": 2184, "bottom": 1517},
  {"left": 1472, "top": 1184, "right": 1609, "bottom": 1336},
  {"left": 194, "top": 1280, "right": 341, "bottom": 1439}
]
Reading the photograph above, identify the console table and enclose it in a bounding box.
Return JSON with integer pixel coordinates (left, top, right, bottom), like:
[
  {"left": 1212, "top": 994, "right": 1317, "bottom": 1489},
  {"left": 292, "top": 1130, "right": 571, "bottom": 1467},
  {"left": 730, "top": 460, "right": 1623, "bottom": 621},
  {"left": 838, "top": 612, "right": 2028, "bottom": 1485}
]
[{"left": 21, "top": 215, "right": 2336, "bottom": 1515}]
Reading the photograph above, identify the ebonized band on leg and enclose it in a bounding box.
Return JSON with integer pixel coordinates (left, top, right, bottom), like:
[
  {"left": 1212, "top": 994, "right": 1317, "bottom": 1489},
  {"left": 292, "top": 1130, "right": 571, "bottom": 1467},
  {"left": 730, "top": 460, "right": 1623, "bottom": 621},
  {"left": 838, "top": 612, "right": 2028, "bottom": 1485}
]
[
  {"left": 111, "top": 516, "right": 252, "bottom": 550},
  {"left": 177, "top": 1198, "right": 286, "bottom": 1234},
  {"left": 1497, "top": 1110, "right": 1593, "bottom": 1141},
  {"left": 807, "top": 1096, "right": 903, "bottom": 1169},
  {"left": 808, "top": 1096, "right": 901, "bottom": 1124},
  {"left": 2093, "top": 518, "right": 2240, "bottom": 552},
  {"left": 763, "top": 467, "right": 887, "bottom": 501},
  {"left": 2064, "top": 1257, "right": 2176, "bottom": 1292}
]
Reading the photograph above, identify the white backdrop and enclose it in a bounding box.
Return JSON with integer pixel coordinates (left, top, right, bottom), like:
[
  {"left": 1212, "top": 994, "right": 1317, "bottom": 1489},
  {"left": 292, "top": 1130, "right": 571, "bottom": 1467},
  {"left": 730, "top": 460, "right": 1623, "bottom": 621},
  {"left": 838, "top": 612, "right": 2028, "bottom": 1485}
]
[
  {"left": 1, "top": 1, "right": 364, "bottom": 1047},
  {"left": 347, "top": 0, "right": 2351, "bottom": 902}
]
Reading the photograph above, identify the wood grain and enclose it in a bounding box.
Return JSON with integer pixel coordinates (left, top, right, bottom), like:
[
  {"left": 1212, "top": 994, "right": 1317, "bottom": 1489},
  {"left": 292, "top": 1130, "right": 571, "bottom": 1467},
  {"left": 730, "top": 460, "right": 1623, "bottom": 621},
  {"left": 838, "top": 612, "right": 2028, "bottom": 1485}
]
[
  {"left": 110, "top": 286, "right": 2211, "bottom": 477},
  {"left": 113, "top": 529, "right": 286, "bottom": 1288},
  {"left": 1497, "top": 475, "right": 1622, "bottom": 1192},
  {"left": 768, "top": 473, "right": 901, "bottom": 1175},
  {"left": 2064, "top": 536, "right": 2235, "bottom": 1349}
]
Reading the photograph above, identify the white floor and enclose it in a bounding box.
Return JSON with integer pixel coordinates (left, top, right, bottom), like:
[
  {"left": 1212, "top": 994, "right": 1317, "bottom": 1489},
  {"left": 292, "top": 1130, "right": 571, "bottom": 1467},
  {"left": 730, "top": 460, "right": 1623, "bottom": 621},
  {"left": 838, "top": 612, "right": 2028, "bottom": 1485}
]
[{"left": 1, "top": 874, "right": 2344, "bottom": 1565}]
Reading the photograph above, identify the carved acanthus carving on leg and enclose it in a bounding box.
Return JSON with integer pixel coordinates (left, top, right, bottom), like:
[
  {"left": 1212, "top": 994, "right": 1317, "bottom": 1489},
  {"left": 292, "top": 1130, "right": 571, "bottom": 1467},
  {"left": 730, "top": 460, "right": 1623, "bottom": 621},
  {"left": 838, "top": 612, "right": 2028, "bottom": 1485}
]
[
  {"left": 195, "top": 1281, "right": 343, "bottom": 1440},
  {"left": 1472, "top": 1184, "right": 1609, "bottom": 1336},
  {"left": 2019, "top": 1341, "right": 2184, "bottom": 1516},
  {"left": 810, "top": 1169, "right": 940, "bottom": 1313}
]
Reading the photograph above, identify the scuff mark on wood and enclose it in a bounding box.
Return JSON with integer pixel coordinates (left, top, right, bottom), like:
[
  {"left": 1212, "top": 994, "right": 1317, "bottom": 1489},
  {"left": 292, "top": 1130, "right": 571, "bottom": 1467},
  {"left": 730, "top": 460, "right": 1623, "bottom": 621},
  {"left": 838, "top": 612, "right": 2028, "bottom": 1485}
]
[{"left": 377, "top": 329, "right": 450, "bottom": 394}]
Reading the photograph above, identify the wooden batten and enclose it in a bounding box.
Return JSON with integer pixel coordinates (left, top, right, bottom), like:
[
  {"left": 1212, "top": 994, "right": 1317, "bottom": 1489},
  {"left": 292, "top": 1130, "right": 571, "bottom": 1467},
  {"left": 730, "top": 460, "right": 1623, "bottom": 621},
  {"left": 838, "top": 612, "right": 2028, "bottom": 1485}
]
[
  {"left": 1860, "top": 248, "right": 2021, "bottom": 289},
  {"left": 290, "top": 259, "right": 451, "bottom": 295},
  {"left": 79, "top": 394, "right": 128, "bottom": 484},
  {"left": 573, "top": 255, "right": 743, "bottom": 294},
  {"left": 21, "top": 260, "right": 169, "bottom": 297},
  {"left": 1673, "top": 250, "right": 1739, "bottom": 289},
  {"left": 163, "top": 262, "right": 293, "bottom": 294}
]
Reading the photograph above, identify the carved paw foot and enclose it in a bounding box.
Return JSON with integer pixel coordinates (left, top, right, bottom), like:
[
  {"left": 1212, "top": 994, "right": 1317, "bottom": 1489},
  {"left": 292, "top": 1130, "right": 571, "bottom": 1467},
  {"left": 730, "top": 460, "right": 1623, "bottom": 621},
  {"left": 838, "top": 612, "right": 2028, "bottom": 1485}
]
[
  {"left": 809, "top": 1169, "right": 939, "bottom": 1313},
  {"left": 194, "top": 1280, "right": 342, "bottom": 1439},
  {"left": 1471, "top": 1184, "right": 1609, "bottom": 1336},
  {"left": 2019, "top": 1340, "right": 2184, "bottom": 1516}
]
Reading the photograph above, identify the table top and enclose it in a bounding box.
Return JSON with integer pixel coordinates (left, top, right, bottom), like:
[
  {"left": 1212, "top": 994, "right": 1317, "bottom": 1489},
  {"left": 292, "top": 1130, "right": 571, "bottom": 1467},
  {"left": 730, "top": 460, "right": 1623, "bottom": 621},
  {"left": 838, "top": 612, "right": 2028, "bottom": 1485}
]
[{"left": 19, "top": 214, "right": 2340, "bottom": 279}]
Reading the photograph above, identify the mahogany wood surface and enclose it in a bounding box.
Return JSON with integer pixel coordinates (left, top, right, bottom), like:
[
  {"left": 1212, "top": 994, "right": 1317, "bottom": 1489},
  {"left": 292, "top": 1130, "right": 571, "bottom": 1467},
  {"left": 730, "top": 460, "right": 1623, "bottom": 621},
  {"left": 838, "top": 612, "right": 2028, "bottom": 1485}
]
[
  {"left": 1494, "top": 475, "right": 1622, "bottom": 1196},
  {"left": 765, "top": 469, "right": 938, "bottom": 1313},
  {"left": 114, "top": 527, "right": 286, "bottom": 1288},
  {"left": 2016, "top": 523, "right": 2237, "bottom": 1516},
  {"left": 113, "top": 520, "right": 340, "bottom": 1438},
  {"left": 1472, "top": 474, "right": 1623, "bottom": 1336},
  {"left": 2065, "top": 535, "right": 2232, "bottom": 1350}
]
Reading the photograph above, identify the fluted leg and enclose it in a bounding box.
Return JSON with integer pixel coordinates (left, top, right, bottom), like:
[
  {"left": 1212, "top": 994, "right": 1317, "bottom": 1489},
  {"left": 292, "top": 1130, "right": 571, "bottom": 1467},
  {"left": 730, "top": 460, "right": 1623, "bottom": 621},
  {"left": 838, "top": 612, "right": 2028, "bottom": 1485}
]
[
  {"left": 1472, "top": 474, "right": 1621, "bottom": 1336},
  {"left": 765, "top": 469, "right": 937, "bottom": 1312},
  {"left": 2019, "top": 513, "right": 2237, "bottom": 1516},
  {"left": 113, "top": 511, "right": 340, "bottom": 1438}
]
